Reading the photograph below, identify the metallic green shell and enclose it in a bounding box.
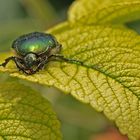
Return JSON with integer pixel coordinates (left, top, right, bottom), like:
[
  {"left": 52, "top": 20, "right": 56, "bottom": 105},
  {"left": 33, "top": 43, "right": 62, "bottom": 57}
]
[{"left": 12, "top": 32, "right": 57, "bottom": 56}]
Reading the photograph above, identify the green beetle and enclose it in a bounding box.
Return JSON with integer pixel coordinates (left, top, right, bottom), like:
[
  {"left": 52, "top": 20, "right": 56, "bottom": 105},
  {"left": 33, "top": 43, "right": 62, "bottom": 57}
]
[{"left": 0, "top": 32, "right": 82, "bottom": 75}]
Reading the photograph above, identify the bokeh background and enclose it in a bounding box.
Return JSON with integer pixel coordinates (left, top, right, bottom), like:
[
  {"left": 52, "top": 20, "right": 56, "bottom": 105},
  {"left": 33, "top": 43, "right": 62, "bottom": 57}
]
[
  {"left": 0, "top": 0, "right": 74, "bottom": 52},
  {"left": 1, "top": 0, "right": 139, "bottom": 140}
]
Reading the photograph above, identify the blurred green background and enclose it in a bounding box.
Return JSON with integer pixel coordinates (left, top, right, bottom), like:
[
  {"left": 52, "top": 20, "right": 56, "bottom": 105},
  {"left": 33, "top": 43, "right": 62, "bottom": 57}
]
[
  {"left": 0, "top": 0, "right": 74, "bottom": 52},
  {"left": 1, "top": 0, "right": 138, "bottom": 140}
]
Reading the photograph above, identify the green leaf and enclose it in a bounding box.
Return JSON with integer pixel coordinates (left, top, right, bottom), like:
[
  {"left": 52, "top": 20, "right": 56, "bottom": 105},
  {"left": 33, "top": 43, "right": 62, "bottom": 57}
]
[
  {"left": 0, "top": 24, "right": 140, "bottom": 140},
  {"left": 0, "top": 78, "right": 62, "bottom": 140},
  {"left": 68, "top": 0, "right": 140, "bottom": 25}
]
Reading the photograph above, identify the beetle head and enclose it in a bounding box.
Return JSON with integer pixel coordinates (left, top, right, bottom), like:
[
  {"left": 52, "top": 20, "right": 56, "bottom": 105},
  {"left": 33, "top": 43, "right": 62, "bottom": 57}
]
[{"left": 24, "top": 53, "right": 38, "bottom": 68}]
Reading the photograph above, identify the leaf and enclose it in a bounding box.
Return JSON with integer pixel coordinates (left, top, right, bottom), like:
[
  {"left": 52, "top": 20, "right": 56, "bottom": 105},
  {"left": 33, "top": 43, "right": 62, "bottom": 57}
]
[
  {"left": 68, "top": 0, "right": 140, "bottom": 25},
  {"left": 0, "top": 77, "right": 62, "bottom": 140},
  {"left": 0, "top": 24, "right": 140, "bottom": 140}
]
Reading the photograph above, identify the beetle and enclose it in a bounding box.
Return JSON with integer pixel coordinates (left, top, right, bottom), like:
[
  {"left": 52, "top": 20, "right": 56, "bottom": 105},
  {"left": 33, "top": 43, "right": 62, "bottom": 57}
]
[{"left": 0, "top": 32, "right": 82, "bottom": 75}]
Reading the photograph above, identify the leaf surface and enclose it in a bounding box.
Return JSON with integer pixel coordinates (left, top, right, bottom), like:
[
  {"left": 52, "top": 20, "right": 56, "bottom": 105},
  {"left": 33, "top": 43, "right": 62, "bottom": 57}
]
[
  {"left": 0, "top": 78, "right": 62, "bottom": 140},
  {"left": 0, "top": 24, "right": 140, "bottom": 140},
  {"left": 69, "top": 0, "right": 140, "bottom": 25}
]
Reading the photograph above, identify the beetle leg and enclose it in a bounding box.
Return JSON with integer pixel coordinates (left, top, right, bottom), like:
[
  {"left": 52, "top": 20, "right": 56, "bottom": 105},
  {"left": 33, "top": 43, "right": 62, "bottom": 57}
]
[
  {"left": 0, "top": 56, "right": 16, "bottom": 67},
  {"left": 16, "top": 63, "right": 32, "bottom": 75},
  {"left": 0, "top": 56, "right": 24, "bottom": 69},
  {"left": 29, "top": 57, "right": 48, "bottom": 74},
  {"left": 34, "top": 62, "right": 46, "bottom": 73},
  {"left": 0, "top": 56, "right": 29, "bottom": 74},
  {"left": 48, "top": 54, "right": 84, "bottom": 65},
  {"left": 18, "top": 57, "right": 47, "bottom": 75},
  {"left": 29, "top": 54, "right": 84, "bottom": 74}
]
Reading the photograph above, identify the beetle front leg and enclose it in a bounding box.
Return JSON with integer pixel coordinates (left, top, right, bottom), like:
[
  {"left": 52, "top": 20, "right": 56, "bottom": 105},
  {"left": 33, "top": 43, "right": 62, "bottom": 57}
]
[
  {"left": 0, "top": 56, "right": 16, "bottom": 67},
  {"left": 0, "top": 56, "right": 26, "bottom": 72},
  {"left": 0, "top": 56, "right": 22, "bottom": 69}
]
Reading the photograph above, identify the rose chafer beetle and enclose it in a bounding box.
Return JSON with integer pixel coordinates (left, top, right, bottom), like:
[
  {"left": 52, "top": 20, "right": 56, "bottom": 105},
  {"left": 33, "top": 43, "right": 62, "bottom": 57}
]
[{"left": 0, "top": 32, "right": 82, "bottom": 75}]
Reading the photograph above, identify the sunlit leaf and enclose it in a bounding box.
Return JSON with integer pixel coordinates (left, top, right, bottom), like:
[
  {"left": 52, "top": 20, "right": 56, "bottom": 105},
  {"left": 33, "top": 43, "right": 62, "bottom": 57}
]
[
  {"left": 0, "top": 24, "right": 140, "bottom": 140},
  {"left": 69, "top": 0, "right": 140, "bottom": 25},
  {"left": 0, "top": 78, "right": 62, "bottom": 140}
]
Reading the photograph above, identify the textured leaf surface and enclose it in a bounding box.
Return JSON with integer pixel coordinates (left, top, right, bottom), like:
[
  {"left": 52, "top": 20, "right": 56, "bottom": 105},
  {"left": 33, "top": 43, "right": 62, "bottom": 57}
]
[
  {"left": 0, "top": 24, "right": 140, "bottom": 140},
  {"left": 0, "top": 78, "right": 62, "bottom": 140},
  {"left": 69, "top": 0, "right": 140, "bottom": 25}
]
